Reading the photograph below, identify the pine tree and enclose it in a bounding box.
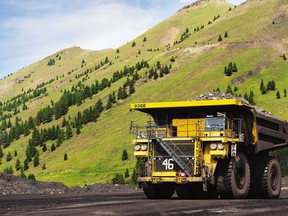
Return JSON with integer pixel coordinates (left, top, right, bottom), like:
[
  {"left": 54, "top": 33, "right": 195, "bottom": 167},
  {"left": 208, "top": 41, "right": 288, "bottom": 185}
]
[
  {"left": 129, "top": 82, "right": 135, "bottom": 95},
  {"left": 260, "top": 79, "right": 266, "bottom": 94},
  {"left": 33, "top": 150, "right": 40, "bottom": 167},
  {"left": 76, "top": 125, "right": 81, "bottom": 134},
  {"left": 64, "top": 153, "right": 68, "bottom": 161},
  {"left": 244, "top": 92, "right": 249, "bottom": 101},
  {"left": 24, "top": 159, "right": 29, "bottom": 171},
  {"left": 132, "top": 158, "right": 145, "bottom": 184},
  {"left": 95, "top": 99, "right": 104, "bottom": 113},
  {"left": 224, "top": 31, "right": 228, "bottom": 38},
  {"left": 233, "top": 63, "right": 238, "bottom": 72},
  {"left": 62, "top": 118, "right": 67, "bottom": 127},
  {"left": 125, "top": 168, "right": 130, "bottom": 178},
  {"left": 0, "top": 146, "right": 3, "bottom": 158},
  {"left": 6, "top": 151, "right": 12, "bottom": 162},
  {"left": 276, "top": 90, "right": 281, "bottom": 99},
  {"left": 117, "top": 87, "right": 123, "bottom": 100},
  {"left": 106, "top": 94, "right": 113, "bottom": 110},
  {"left": 51, "top": 143, "right": 56, "bottom": 152},
  {"left": 15, "top": 159, "right": 21, "bottom": 171},
  {"left": 122, "top": 149, "right": 128, "bottom": 161},
  {"left": 284, "top": 89, "right": 287, "bottom": 97},
  {"left": 153, "top": 71, "right": 159, "bottom": 80},
  {"left": 226, "top": 85, "right": 233, "bottom": 94},
  {"left": 218, "top": 35, "right": 222, "bottom": 41},
  {"left": 260, "top": 79, "right": 264, "bottom": 90},
  {"left": 20, "top": 168, "right": 26, "bottom": 179},
  {"left": 42, "top": 143, "right": 47, "bottom": 152},
  {"left": 249, "top": 91, "right": 255, "bottom": 105},
  {"left": 66, "top": 123, "right": 73, "bottom": 140},
  {"left": 28, "top": 116, "right": 35, "bottom": 130}
]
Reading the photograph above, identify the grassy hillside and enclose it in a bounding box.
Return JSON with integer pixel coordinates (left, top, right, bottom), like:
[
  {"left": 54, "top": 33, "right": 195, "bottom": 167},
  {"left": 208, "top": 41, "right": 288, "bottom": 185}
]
[{"left": 0, "top": 0, "right": 288, "bottom": 186}]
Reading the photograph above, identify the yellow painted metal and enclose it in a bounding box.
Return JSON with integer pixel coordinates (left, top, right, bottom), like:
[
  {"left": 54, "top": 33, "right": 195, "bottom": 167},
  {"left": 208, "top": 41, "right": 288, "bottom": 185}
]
[
  {"left": 194, "top": 139, "right": 202, "bottom": 176},
  {"left": 162, "top": 137, "right": 194, "bottom": 141},
  {"left": 132, "top": 139, "right": 149, "bottom": 144},
  {"left": 131, "top": 99, "right": 246, "bottom": 110},
  {"left": 134, "top": 151, "right": 148, "bottom": 157},
  {"left": 172, "top": 118, "right": 205, "bottom": 137},
  {"left": 138, "top": 176, "right": 202, "bottom": 183},
  {"left": 152, "top": 171, "right": 176, "bottom": 177}
]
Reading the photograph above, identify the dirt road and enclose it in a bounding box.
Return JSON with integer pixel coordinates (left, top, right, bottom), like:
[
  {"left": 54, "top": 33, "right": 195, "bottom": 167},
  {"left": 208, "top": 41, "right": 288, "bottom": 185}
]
[{"left": 1, "top": 188, "right": 288, "bottom": 216}]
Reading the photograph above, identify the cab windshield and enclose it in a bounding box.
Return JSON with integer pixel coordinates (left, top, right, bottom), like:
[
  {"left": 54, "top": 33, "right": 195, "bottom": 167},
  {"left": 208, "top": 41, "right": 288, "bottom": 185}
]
[{"left": 205, "top": 117, "right": 225, "bottom": 130}]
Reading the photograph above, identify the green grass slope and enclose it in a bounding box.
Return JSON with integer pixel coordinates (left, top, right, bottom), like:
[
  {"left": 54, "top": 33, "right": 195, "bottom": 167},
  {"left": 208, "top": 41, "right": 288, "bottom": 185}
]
[{"left": 0, "top": 0, "right": 288, "bottom": 186}]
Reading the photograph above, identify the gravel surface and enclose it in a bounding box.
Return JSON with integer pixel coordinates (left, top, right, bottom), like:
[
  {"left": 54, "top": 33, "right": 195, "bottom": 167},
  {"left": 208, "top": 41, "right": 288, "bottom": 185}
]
[
  {"left": 1, "top": 172, "right": 287, "bottom": 196},
  {"left": 0, "top": 173, "right": 138, "bottom": 196},
  {"left": 195, "top": 92, "right": 273, "bottom": 115}
]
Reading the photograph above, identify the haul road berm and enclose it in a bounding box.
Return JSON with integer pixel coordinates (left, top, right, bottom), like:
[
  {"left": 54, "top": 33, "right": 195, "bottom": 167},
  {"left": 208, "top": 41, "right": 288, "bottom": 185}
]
[{"left": 130, "top": 98, "right": 288, "bottom": 199}]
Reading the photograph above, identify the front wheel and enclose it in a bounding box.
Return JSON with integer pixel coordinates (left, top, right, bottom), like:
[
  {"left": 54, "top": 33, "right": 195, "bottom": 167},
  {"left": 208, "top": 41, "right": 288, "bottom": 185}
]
[{"left": 216, "top": 152, "right": 250, "bottom": 199}]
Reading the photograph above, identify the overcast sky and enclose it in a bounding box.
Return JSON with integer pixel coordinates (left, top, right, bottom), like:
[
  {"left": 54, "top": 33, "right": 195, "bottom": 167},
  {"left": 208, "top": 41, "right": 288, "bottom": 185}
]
[{"left": 0, "top": 0, "right": 245, "bottom": 79}]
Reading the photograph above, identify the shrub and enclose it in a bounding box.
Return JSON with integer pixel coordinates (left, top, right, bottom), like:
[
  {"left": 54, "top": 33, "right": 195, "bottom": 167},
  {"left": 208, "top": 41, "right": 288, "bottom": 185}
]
[
  {"left": 28, "top": 173, "right": 36, "bottom": 180},
  {"left": 4, "top": 166, "right": 14, "bottom": 174},
  {"left": 112, "top": 173, "right": 125, "bottom": 184},
  {"left": 6, "top": 151, "right": 12, "bottom": 162}
]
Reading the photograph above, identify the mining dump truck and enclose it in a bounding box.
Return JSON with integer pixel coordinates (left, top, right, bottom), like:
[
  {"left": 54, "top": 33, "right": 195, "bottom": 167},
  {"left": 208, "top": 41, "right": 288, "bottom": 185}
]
[{"left": 130, "top": 99, "right": 288, "bottom": 199}]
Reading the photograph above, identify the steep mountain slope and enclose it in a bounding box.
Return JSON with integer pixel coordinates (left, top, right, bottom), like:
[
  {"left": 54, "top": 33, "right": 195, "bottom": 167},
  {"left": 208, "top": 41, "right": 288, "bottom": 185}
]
[{"left": 0, "top": 0, "right": 287, "bottom": 186}]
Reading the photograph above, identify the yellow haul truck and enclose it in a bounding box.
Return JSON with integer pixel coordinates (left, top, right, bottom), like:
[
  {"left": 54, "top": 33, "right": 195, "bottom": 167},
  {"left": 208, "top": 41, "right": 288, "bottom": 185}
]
[{"left": 130, "top": 99, "right": 288, "bottom": 199}]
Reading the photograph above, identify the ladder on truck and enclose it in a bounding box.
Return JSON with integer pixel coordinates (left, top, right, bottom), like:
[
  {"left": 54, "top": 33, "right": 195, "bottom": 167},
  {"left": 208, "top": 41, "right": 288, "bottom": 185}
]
[{"left": 152, "top": 138, "right": 194, "bottom": 177}]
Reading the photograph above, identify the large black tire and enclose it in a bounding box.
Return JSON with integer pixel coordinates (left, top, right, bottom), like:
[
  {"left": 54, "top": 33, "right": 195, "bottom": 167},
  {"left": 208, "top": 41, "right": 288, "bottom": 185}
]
[
  {"left": 262, "top": 157, "right": 282, "bottom": 199},
  {"left": 143, "top": 183, "right": 175, "bottom": 199},
  {"left": 216, "top": 152, "right": 250, "bottom": 199},
  {"left": 249, "top": 156, "right": 281, "bottom": 199},
  {"left": 176, "top": 183, "right": 218, "bottom": 199}
]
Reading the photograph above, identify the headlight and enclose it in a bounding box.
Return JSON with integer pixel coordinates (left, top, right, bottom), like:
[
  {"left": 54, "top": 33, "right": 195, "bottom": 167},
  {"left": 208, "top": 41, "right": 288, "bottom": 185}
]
[
  {"left": 141, "top": 144, "right": 148, "bottom": 151},
  {"left": 210, "top": 143, "right": 217, "bottom": 150},
  {"left": 135, "top": 144, "right": 141, "bottom": 151},
  {"left": 218, "top": 143, "right": 224, "bottom": 150}
]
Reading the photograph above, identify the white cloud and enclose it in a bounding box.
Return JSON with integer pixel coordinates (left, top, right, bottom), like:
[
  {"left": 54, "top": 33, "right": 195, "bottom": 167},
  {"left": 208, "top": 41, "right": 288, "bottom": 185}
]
[
  {"left": 0, "top": 0, "right": 246, "bottom": 78},
  {"left": 0, "top": 1, "right": 161, "bottom": 77}
]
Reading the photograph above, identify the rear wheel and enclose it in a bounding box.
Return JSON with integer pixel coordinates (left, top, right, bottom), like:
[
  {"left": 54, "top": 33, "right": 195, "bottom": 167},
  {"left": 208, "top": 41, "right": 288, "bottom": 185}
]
[
  {"left": 216, "top": 152, "right": 250, "bottom": 199},
  {"left": 249, "top": 156, "right": 281, "bottom": 199},
  {"left": 143, "top": 183, "right": 175, "bottom": 199},
  {"left": 262, "top": 157, "right": 282, "bottom": 199}
]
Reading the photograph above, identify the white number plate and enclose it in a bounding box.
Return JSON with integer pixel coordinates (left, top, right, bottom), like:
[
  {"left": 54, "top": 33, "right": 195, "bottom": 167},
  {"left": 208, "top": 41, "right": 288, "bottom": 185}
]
[{"left": 162, "top": 158, "right": 174, "bottom": 170}]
